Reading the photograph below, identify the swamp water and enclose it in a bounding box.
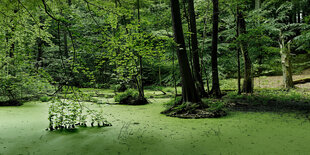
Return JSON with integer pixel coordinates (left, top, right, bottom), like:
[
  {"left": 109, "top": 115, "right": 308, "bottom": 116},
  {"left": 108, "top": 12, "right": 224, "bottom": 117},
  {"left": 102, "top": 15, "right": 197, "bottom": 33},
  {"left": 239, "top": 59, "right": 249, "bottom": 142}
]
[{"left": 1, "top": 99, "right": 310, "bottom": 155}]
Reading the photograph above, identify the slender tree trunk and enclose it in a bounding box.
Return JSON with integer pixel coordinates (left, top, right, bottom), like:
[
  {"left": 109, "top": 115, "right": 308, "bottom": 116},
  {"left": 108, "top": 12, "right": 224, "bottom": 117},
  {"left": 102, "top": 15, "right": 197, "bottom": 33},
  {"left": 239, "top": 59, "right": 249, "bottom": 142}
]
[
  {"left": 159, "top": 64, "right": 161, "bottom": 86},
  {"left": 210, "top": 0, "right": 221, "bottom": 97},
  {"left": 36, "top": 16, "right": 45, "bottom": 69},
  {"left": 279, "top": 32, "right": 294, "bottom": 89},
  {"left": 36, "top": 38, "right": 44, "bottom": 68},
  {"left": 9, "top": 41, "right": 14, "bottom": 58},
  {"left": 255, "top": 0, "right": 261, "bottom": 10},
  {"left": 297, "top": 10, "right": 301, "bottom": 23},
  {"left": 63, "top": 31, "right": 69, "bottom": 57},
  {"left": 236, "top": 8, "right": 241, "bottom": 94},
  {"left": 201, "top": 3, "right": 210, "bottom": 94},
  {"left": 170, "top": 0, "right": 201, "bottom": 103},
  {"left": 237, "top": 8, "right": 253, "bottom": 93},
  {"left": 137, "top": 0, "right": 144, "bottom": 98},
  {"left": 187, "top": 0, "right": 207, "bottom": 97},
  {"left": 182, "top": 0, "right": 194, "bottom": 73},
  {"left": 63, "top": 1, "right": 71, "bottom": 57}
]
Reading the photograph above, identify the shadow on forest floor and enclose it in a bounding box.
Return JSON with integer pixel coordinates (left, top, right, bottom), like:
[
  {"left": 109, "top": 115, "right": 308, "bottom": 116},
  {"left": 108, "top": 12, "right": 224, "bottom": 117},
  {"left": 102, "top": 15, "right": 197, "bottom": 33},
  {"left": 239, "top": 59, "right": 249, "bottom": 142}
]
[{"left": 0, "top": 100, "right": 22, "bottom": 106}]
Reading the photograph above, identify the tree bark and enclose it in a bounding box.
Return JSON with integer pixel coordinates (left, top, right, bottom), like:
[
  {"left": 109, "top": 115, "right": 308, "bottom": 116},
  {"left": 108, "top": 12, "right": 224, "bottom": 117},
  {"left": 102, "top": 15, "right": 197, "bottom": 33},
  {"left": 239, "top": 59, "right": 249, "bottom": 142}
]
[
  {"left": 279, "top": 32, "right": 294, "bottom": 89},
  {"left": 63, "top": 31, "right": 69, "bottom": 57},
  {"left": 170, "top": 0, "right": 201, "bottom": 103},
  {"left": 255, "top": 0, "right": 261, "bottom": 10},
  {"left": 137, "top": 0, "right": 144, "bottom": 98},
  {"left": 237, "top": 8, "right": 253, "bottom": 93},
  {"left": 236, "top": 7, "right": 241, "bottom": 94},
  {"left": 187, "top": 0, "right": 207, "bottom": 97},
  {"left": 36, "top": 16, "right": 45, "bottom": 69},
  {"left": 210, "top": 0, "right": 221, "bottom": 97},
  {"left": 36, "top": 38, "right": 44, "bottom": 68},
  {"left": 63, "top": 1, "right": 71, "bottom": 57}
]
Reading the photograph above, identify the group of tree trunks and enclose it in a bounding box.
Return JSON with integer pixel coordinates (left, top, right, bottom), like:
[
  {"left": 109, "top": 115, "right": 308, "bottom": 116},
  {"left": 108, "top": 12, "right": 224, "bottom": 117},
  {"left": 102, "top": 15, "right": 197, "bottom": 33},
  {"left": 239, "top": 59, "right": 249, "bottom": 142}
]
[
  {"left": 170, "top": 0, "right": 254, "bottom": 104},
  {"left": 170, "top": 0, "right": 306, "bottom": 105}
]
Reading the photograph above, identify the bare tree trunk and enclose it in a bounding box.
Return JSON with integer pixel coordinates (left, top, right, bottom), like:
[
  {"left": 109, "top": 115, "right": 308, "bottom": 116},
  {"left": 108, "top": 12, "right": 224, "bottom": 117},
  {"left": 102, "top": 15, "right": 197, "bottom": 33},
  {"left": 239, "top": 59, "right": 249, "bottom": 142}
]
[
  {"left": 36, "top": 38, "right": 44, "bottom": 68},
  {"left": 187, "top": 0, "right": 207, "bottom": 97},
  {"left": 210, "top": 0, "right": 221, "bottom": 97},
  {"left": 36, "top": 16, "right": 45, "bottom": 69},
  {"left": 236, "top": 9, "right": 241, "bottom": 94},
  {"left": 63, "top": 31, "right": 69, "bottom": 57},
  {"left": 170, "top": 0, "right": 201, "bottom": 103},
  {"left": 255, "top": 0, "right": 261, "bottom": 10},
  {"left": 63, "top": 0, "right": 71, "bottom": 57},
  {"left": 279, "top": 31, "right": 294, "bottom": 89},
  {"left": 137, "top": 0, "right": 144, "bottom": 98},
  {"left": 200, "top": 2, "right": 211, "bottom": 95},
  {"left": 237, "top": 8, "right": 253, "bottom": 93}
]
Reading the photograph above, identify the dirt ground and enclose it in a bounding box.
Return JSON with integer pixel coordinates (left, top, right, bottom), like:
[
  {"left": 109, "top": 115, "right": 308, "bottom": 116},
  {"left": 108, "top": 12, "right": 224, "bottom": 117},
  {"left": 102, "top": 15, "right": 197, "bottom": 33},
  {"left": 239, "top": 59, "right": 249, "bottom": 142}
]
[{"left": 255, "top": 68, "right": 310, "bottom": 89}]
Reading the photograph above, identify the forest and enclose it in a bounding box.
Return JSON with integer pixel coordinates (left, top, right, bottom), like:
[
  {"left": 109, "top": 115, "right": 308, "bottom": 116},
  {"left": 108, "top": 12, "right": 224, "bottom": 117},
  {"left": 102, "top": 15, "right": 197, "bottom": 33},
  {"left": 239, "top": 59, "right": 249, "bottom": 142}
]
[{"left": 1, "top": 0, "right": 310, "bottom": 154}]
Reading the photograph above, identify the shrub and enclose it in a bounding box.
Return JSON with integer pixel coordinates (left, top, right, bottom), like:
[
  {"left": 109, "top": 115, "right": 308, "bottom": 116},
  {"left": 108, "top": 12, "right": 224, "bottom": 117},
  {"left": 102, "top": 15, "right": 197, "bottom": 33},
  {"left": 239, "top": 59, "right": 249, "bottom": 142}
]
[
  {"left": 0, "top": 70, "right": 53, "bottom": 104},
  {"left": 111, "top": 83, "right": 127, "bottom": 92},
  {"left": 164, "top": 96, "right": 182, "bottom": 108},
  {"left": 202, "top": 99, "right": 226, "bottom": 112},
  {"left": 40, "top": 96, "right": 51, "bottom": 102},
  {"left": 114, "top": 89, "right": 147, "bottom": 105},
  {"left": 114, "top": 89, "right": 139, "bottom": 102}
]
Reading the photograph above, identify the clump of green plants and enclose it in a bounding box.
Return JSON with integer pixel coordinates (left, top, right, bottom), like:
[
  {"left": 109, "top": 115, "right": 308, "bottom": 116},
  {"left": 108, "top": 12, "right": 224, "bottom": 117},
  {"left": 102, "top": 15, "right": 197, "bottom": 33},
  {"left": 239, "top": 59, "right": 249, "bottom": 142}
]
[
  {"left": 111, "top": 83, "right": 127, "bottom": 92},
  {"left": 202, "top": 99, "right": 226, "bottom": 112},
  {"left": 114, "top": 89, "right": 138, "bottom": 102},
  {"left": 40, "top": 96, "right": 51, "bottom": 102},
  {"left": 163, "top": 96, "right": 182, "bottom": 109},
  {"left": 162, "top": 97, "right": 227, "bottom": 118},
  {"left": 114, "top": 89, "right": 148, "bottom": 105},
  {"left": 48, "top": 98, "right": 111, "bottom": 131},
  {"left": 0, "top": 71, "right": 53, "bottom": 105}
]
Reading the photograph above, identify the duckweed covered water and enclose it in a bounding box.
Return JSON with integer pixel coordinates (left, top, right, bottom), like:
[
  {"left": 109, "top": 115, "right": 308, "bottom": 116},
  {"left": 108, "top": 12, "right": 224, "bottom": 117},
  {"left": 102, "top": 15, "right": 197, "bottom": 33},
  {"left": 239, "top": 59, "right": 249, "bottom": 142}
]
[{"left": 1, "top": 99, "right": 310, "bottom": 155}]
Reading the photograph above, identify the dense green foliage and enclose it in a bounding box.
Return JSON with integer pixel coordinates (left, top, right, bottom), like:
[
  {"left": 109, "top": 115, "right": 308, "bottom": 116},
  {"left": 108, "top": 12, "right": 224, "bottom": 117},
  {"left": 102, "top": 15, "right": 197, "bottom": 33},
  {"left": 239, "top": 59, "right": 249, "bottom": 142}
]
[
  {"left": 0, "top": 0, "right": 309, "bottom": 126},
  {"left": 114, "top": 89, "right": 139, "bottom": 103},
  {"left": 0, "top": 0, "right": 309, "bottom": 91}
]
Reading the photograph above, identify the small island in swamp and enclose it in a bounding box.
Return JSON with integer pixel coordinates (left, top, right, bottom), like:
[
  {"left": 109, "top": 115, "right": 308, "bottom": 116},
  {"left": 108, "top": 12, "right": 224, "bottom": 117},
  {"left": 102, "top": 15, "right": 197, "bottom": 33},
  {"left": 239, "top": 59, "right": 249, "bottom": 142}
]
[{"left": 1, "top": 0, "right": 310, "bottom": 154}]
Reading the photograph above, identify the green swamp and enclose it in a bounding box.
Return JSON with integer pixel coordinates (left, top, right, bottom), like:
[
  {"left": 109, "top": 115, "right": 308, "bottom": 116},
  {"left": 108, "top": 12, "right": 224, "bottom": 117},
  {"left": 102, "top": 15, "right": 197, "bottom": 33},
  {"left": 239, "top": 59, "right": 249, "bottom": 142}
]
[{"left": 1, "top": 99, "right": 310, "bottom": 155}]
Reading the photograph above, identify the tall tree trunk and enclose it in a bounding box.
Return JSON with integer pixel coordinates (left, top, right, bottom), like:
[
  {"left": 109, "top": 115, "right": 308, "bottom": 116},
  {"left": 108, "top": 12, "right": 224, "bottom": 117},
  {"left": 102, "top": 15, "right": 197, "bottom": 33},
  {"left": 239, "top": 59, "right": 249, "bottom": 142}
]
[
  {"left": 36, "top": 16, "right": 45, "bottom": 69},
  {"left": 182, "top": 0, "right": 194, "bottom": 74},
  {"left": 210, "top": 0, "right": 221, "bottom": 97},
  {"left": 137, "top": 0, "right": 144, "bottom": 98},
  {"left": 236, "top": 7, "right": 241, "bottom": 94},
  {"left": 63, "top": 1, "right": 71, "bottom": 57},
  {"left": 237, "top": 8, "right": 253, "bottom": 93},
  {"left": 279, "top": 32, "right": 294, "bottom": 89},
  {"left": 63, "top": 31, "right": 69, "bottom": 57},
  {"left": 170, "top": 0, "right": 201, "bottom": 103},
  {"left": 201, "top": 2, "right": 211, "bottom": 94},
  {"left": 187, "top": 0, "right": 207, "bottom": 97},
  {"left": 9, "top": 41, "right": 14, "bottom": 58},
  {"left": 36, "top": 38, "right": 44, "bottom": 68},
  {"left": 255, "top": 0, "right": 261, "bottom": 10}
]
